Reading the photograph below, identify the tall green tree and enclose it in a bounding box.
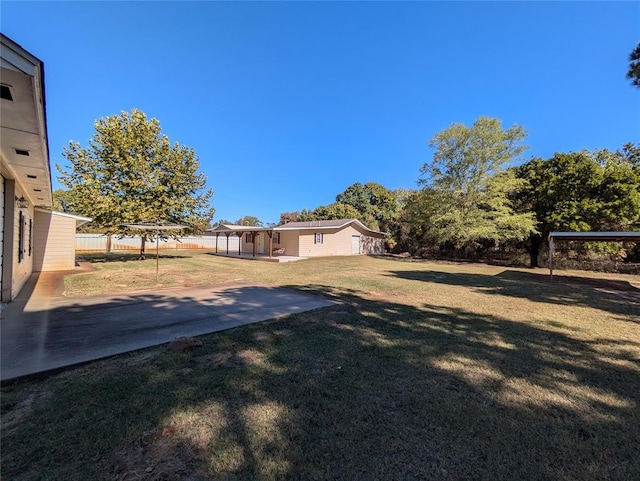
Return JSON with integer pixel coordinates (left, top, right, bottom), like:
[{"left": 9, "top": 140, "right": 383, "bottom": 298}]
[
  {"left": 52, "top": 189, "right": 76, "bottom": 213},
  {"left": 312, "top": 202, "right": 362, "bottom": 222},
  {"left": 279, "top": 211, "right": 300, "bottom": 225},
  {"left": 618, "top": 142, "right": 640, "bottom": 169},
  {"left": 627, "top": 42, "right": 640, "bottom": 88},
  {"left": 515, "top": 150, "right": 640, "bottom": 266},
  {"left": 296, "top": 209, "right": 317, "bottom": 222},
  {"left": 393, "top": 188, "right": 438, "bottom": 255},
  {"left": 418, "top": 116, "right": 536, "bottom": 248},
  {"left": 235, "top": 216, "right": 263, "bottom": 227},
  {"left": 335, "top": 182, "right": 398, "bottom": 231},
  {"left": 58, "top": 109, "right": 214, "bottom": 256}
]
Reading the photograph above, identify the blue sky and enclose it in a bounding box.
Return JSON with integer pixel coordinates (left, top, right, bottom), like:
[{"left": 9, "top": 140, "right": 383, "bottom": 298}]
[{"left": 2, "top": 1, "right": 639, "bottom": 225}]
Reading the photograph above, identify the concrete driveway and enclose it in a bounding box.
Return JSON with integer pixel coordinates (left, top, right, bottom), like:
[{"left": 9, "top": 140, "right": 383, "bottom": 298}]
[{"left": 1, "top": 273, "right": 334, "bottom": 382}]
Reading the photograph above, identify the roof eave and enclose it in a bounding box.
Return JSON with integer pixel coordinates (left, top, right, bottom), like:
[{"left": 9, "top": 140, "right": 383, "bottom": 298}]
[{"left": 35, "top": 208, "right": 92, "bottom": 227}]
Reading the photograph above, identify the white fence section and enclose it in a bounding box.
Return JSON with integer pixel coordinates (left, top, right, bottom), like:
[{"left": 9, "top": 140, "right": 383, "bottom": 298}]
[{"left": 76, "top": 234, "right": 241, "bottom": 252}]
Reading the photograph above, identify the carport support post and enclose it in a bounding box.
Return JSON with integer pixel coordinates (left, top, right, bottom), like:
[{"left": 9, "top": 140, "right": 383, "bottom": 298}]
[
  {"left": 252, "top": 231, "right": 257, "bottom": 257},
  {"left": 549, "top": 237, "right": 555, "bottom": 281},
  {"left": 225, "top": 232, "right": 230, "bottom": 254},
  {"left": 215, "top": 233, "right": 219, "bottom": 253},
  {"left": 155, "top": 230, "right": 160, "bottom": 283},
  {"left": 267, "top": 230, "right": 273, "bottom": 259}
]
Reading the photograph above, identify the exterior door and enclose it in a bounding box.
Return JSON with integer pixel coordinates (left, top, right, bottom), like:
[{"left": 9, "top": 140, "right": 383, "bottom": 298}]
[
  {"left": 257, "top": 233, "right": 264, "bottom": 254},
  {"left": 351, "top": 235, "right": 361, "bottom": 254}
]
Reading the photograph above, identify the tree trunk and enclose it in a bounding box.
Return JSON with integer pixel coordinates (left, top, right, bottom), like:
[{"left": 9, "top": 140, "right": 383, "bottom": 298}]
[
  {"left": 529, "top": 234, "right": 541, "bottom": 268},
  {"left": 140, "top": 236, "right": 146, "bottom": 260}
]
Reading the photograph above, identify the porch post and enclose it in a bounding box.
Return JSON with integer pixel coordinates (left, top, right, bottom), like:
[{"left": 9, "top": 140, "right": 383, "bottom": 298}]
[
  {"left": 252, "top": 231, "right": 257, "bottom": 257},
  {"left": 215, "top": 232, "right": 219, "bottom": 253},
  {"left": 225, "top": 232, "right": 230, "bottom": 254},
  {"left": 237, "top": 232, "right": 241, "bottom": 255}
]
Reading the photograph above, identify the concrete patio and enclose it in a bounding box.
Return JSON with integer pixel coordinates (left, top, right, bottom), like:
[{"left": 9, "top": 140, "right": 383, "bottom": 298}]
[{"left": 1, "top": 271, "right": 333, "bottom": 382}]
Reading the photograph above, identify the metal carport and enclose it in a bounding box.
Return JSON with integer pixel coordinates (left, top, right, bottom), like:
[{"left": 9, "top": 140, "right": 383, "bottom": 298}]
[{"left": 548, "top": 231, "right": 640, "bottom": 279}]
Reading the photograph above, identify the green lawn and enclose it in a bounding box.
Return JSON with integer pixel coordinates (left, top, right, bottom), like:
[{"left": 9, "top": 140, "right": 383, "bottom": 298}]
[{"left": 2, "top": 253, "right": 639, "bottom": 480}]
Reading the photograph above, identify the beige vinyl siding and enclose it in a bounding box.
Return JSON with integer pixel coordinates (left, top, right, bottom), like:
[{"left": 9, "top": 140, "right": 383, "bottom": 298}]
[
  {"left": 33, "top": 210, "right": 76, "bottom": 271},
  {"left": 298, "top": 226, "right": 356, "bottom": 257},
  {"left": 361, "top": 234, "right": 385, "bottom": 254},
  {"left": 240, "top": 232, "right": 267, "bottom": 255},
  {"left": 240, "top": 232, "right": 252, "bottom": 254},
  {"left": 296, "top": 225, "right": 385, "bottom": 257},
  {"left": 278, "top": 230, "right": 300, "bottom": 256},
  {"left": 350, "top": 224, "right": 385, "bottom": 254}
]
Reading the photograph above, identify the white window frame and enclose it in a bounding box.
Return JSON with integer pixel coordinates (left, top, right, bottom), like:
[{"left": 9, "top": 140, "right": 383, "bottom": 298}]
[{"left": 314, "top": 233, "right": 323, "bottom": 244}]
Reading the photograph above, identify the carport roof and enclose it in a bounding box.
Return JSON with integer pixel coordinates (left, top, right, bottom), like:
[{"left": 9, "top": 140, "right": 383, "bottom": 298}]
[
  {"left": 547, "top": 231, "right": 640, "bottom": 280},
  {"left": 549, "top": 231, "right": 640, "bottom": 242}
]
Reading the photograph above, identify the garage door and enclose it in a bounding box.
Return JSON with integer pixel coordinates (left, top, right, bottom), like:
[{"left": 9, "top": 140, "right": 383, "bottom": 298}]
[{"left": 351, "top": 235, "right": 360, "bottom": 254}]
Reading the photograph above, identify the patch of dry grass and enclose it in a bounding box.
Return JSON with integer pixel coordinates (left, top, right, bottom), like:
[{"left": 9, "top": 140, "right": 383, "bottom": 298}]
[{"left": 2, "top": 255, "right": 639, "bottom": 480}]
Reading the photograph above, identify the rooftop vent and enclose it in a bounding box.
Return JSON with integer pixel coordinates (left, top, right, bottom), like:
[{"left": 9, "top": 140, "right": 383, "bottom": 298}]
[
  {"left": 1, "top": 85, "right": 13, "bottom": 101},
  {"left": 33, "top": 188, "right": 42, "bottom": 192},
  {"left": 15, "top": 149, "right": 30, "bottom": 156},
  {"left": 27, "top": 174, "right": 37, "bottom": 179}
]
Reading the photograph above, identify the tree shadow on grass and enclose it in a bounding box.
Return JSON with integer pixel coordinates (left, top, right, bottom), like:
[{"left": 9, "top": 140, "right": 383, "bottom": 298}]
[
  {"left": 78, "top": 252, "right": 193, "bottom": 263},
  {"left": 2, "top": 285, "right": 639, "bottom": 480},
  {"left": 389, "top": 268, "right": 640, "bottom": 322}
]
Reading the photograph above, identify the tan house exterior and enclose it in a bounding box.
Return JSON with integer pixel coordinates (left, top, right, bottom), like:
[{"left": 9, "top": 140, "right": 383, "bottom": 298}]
[
  {"left": 209, "top": 219, "right": 386, "bottom": 258},
  {"left": 275, "top": 219, "right": 386, "bottom": 257},
  {"left": 1, "top": 34, "right": 89, "bottom": 301},
  {"left": 33, "top": 209, "right": 91, "bottom": 271},
  {"left": 1, "top": 34, "right": 52, "bottom": 301}
]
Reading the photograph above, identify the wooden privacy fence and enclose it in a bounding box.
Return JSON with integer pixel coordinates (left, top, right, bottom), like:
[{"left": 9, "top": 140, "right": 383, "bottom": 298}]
[{"left": 76, "top": 234, "right": 240, "bottom": 252}]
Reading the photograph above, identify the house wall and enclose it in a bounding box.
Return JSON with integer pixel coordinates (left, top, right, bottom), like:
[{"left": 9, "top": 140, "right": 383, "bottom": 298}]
[
  {"left": 278, "top": 230, "right": 299, "bottom": 256},
  {"left": 351, "top": 224, "right": 385, "bottom": 255},
  {"left": 295, "top": 224, "right": 386, "bottom": 257},
  {"left": 33, "top": 210, "right": 76, "bottom": 271},
  {"left": 2, "top": 179, "right": 35, "bottom": 300},
  {"left": 361, "top": 234, "right": 385, "bottom": 255},
  {"left": 297, "top": 225, "right": 355, "bottom": 257},
  {"left": 216, "top": 224, "right": 385, "bottom": 258},
  {"left": 240, "top": 232, "right": 267, "bottom": 255},
  {"left": 238, "top": 230, "right": 297, "bottom": 256}
]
